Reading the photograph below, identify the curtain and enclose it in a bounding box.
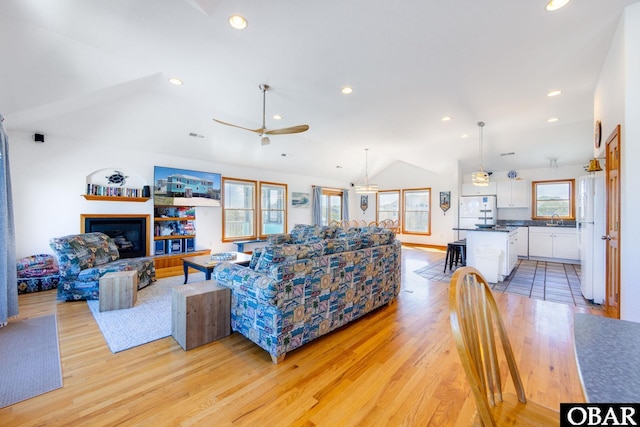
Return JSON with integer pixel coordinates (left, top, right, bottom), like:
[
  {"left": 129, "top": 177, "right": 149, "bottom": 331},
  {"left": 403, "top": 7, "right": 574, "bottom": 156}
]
[
  {"left": 342, "top": 189, "right": 349, "bottom": 221},
  {"left": 0, "top": 114, "right": 18, "bottom": 327},
  {"left": 312, "top": 186, "right": 323, "bottom": 225}
]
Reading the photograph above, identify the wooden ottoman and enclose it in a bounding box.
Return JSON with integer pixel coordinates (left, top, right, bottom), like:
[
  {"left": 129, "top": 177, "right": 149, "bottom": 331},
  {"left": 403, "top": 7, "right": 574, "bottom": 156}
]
[
  {"left": 99, "top": 270, "right": 138, "bottom": 312},
  {"left": 171, "top": 281, "right": 231, "bottom": 350}
]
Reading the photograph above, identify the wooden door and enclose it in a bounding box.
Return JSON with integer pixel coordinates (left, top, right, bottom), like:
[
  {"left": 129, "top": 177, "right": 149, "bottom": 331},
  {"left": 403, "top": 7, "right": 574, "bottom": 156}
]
[{"left": 605, "top": 125, "right": 621, "bottom": 319}]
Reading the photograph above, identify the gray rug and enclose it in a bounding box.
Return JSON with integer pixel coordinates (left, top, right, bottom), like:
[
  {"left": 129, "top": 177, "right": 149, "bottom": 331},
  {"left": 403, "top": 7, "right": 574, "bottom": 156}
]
[
  {"left": 87, "top": 272, "right": 205, "bottom": 353},
  {"left": 0, "top": 314, "right": 63, "bottom": 408}
]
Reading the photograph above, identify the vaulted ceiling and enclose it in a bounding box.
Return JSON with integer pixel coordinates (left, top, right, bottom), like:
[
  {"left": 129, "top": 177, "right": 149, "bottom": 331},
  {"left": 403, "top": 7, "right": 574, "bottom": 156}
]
[{"left": 1, "top": 0, "right": 638, "bottom": 182}]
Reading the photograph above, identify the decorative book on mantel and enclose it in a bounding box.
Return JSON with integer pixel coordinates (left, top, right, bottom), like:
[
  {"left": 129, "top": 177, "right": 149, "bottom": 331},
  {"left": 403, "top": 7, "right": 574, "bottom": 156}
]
[{"left": 83, "top": 168, "right": 150, "bottom": 202}]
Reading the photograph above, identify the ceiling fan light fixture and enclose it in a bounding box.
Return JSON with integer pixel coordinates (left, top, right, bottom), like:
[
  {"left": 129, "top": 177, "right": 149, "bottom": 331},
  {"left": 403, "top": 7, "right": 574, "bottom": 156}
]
[
  {"left": 355, "top": 148, "right": 378, "bottom": 194},
  {"left": 212, "top": 83, "right": 309, "bottom": 143},
  {"left": 472, "top": 121, "right": 490, "bottom": 187}
]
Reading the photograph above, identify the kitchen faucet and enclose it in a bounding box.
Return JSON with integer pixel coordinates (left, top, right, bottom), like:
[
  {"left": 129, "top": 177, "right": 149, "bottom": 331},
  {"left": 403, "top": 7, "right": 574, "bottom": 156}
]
[{"left": 551, "top": 213, "right": 563, "bottom": 226}]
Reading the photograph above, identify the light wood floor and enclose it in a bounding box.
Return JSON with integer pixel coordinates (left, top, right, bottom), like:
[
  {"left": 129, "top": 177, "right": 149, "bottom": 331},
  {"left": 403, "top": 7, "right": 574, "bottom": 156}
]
[{"left": 1, "top": 246, "right": 604, "bottom": 426}]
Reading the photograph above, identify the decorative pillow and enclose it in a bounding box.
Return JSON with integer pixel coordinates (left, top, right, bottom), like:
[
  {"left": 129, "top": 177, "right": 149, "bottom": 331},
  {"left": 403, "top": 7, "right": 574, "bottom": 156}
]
[
  {"left": 360, "top": 228, "right": 395, "bottom": 247},
  {"left": 294, "top": 242, "right": 326, "bottom": 259},
  {"left": 334, "top": 227, "right": 362, "bottom": 239},
  {"left": 267, "top": 234, "right": 292, "bottom": 245},
  {"left": 255, "top": 245, "right": 298, "bottom": 273},
  {"left": 324, "top": 237, "right": 361, "bottom": 255},
  {"left": 290, "top": 224, "right": 314, "bottom": 243},
  {"left": 249, "top": 247, "right": 265, "bottom": 270}
]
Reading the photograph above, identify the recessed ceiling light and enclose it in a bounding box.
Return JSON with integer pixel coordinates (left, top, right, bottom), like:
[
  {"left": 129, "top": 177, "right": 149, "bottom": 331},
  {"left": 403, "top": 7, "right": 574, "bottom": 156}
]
[
  {"left": 545, "top": 0, "right": 571, "bottom": 11},
  {"left": 168, "top": 77, "right": 183, "bottom": 86},
  {"left": 548, "top": 117, "right": 559, "bottom": 123},
  {"left": 229, "top": 14, "right": 248, "bottom": 30},
  {"left": 273, "top": 115, "right": 282, "bottom": 120},
  {"left": 336, "top": 165, "right": 343, "bottom": 169},
  {"left": 281, "top": 153, "right": 291, "bottom": 157},
  {"left": 547, "top": 90, "right": 562, "bottom": 97},
  {"left": 461, "top": 134, "right": 469, "bottom": 138},
  {"left": 441, "top": 116, "right": 452, "bottom": 122},
  {"left": 341, "top": 86, "right": 353, "bottom": 95}
]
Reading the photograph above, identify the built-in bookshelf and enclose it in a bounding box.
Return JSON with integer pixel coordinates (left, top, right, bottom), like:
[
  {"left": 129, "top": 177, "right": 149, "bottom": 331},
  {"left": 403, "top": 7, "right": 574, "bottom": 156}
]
[
  {"left": 83, "top": 168, "right": 150, "bottom": 202},
  {"left": 153, "top": 206, "right": 196, "bottom": 255}
]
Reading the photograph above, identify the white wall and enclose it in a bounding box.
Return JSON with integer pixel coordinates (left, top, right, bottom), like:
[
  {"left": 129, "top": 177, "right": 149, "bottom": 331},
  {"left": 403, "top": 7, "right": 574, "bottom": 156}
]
[
  {"left": 7, "top": 130, "right": 346, "bottom": 258},
  {"left": 594, "top": 3, "right": 640, "bottom": 322},
  {"left": 348, "top": 160, "right": 460, "bottom": 246}
]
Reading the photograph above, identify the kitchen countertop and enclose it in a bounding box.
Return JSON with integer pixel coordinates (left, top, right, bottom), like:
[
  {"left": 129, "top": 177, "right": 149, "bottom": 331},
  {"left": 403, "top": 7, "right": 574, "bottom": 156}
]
[
  {"left": 574, "top": 313, "right": 640, "bottom": 403},
  {"left": 453, "top": 226, "right": 518, "bottom": 233},
  {"left": 497, "top": 220, "right": 576, "bottom": 229}
]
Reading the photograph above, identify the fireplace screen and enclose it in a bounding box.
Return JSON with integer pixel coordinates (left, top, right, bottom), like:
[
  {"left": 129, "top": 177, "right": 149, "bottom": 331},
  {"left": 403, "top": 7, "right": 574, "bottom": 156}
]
[{"left": 82, "top": 216, "right": 148, "bottom": 258}]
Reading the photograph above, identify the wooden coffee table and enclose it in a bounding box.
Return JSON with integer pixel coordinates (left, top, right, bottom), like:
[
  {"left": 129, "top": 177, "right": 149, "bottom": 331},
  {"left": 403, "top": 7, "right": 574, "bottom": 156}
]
[{"left": 182, "top": 252, "right": 251, "bottom": 284}]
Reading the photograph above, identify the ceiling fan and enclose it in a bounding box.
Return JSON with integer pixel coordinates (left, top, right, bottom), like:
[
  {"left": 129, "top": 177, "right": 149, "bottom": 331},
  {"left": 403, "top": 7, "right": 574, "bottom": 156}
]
[{"left": 213, "top": 84, "right": 309, "bottom": 145}]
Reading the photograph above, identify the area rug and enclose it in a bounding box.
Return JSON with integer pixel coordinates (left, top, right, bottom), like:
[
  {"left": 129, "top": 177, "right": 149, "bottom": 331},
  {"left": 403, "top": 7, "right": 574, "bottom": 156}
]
[
  {"left": 0, "top": 314, "right": 63, "bottom": 408},
  {"left": 87, "top": 272, "right": 205, "bottom": 353}
]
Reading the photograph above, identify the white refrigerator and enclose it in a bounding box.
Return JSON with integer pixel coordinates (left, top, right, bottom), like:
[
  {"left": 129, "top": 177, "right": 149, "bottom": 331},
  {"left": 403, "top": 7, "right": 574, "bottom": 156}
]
[
  {"left": 458, "top": 195, "right": 497, "bottom": 238},
  {"left": 577, "top": 175, "right": 605, "bottom": 304}
]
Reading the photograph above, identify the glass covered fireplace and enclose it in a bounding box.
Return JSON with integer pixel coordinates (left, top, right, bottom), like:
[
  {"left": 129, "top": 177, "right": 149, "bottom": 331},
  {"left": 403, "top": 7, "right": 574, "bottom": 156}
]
[{"left": 81, "top": 214, "right": 150, "bottom": 258}]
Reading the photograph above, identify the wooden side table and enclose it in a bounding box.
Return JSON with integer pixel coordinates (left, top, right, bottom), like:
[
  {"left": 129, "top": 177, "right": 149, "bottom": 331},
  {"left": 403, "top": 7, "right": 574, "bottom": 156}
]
[
  {"left": 171, "top": 281, "right": 231, "bottom": 350},
  {"left": 99, "top": 270, "right": 138, "bottom": 312}
]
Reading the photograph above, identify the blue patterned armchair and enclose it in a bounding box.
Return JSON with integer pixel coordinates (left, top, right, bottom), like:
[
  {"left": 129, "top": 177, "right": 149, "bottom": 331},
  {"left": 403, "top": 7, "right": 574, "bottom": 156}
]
[
  {"left": 213, "top": 224, "right": 401, "bottom": 363},
  {"left": 49, "top": 232, "right": 155, "bottom": 301}
]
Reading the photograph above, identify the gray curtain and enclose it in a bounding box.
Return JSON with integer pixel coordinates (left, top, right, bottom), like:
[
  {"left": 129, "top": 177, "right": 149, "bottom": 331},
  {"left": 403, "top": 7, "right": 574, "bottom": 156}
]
[
  {"left": 342, "top": 189, "right": 349, "bottom": 221},
  {"left": 0, "top": 114, "right": 18, "bottom": 326},
  {"left": 312, "top": 186, "right": 323, "bottom": 225}
]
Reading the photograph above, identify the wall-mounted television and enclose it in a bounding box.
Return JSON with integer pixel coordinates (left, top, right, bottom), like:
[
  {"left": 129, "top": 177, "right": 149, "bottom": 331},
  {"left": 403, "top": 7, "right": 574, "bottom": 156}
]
[{"left": 153, "top": 166, "right": 221, "bottom": 207}]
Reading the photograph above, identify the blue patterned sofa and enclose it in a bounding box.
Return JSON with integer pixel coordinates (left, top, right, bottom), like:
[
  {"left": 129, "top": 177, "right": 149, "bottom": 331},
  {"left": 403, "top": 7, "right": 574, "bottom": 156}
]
[
  {"left": 213, "top": 224, "right": 401, "bottom": 363},
  {"left": 49, "top": 232, "right": 156, "bottom": 301}
]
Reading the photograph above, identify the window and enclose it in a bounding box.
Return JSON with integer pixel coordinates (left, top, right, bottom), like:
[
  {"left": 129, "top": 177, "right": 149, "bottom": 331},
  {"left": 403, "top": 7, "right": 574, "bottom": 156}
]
[
  {"left": 377, "top": 190, "right": 400, "bottom": 224},
  {"left": 319, "top": 188, "right": 343, "bottom": 225},
  {"left": 259, "top": 182, "right": 287, "bottom": 237},
  {"left": 402, "top": 188, "right": 431, "bottom": 235},
  {"left": 531, "top": 179, "right": 575, "bottom": 220},
  {"left": 222, "top": 178, "right": 256, "bottom": 241}
]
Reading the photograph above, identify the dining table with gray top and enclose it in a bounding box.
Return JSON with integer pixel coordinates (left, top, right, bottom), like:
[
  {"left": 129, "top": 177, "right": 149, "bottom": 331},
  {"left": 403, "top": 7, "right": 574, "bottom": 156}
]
[{"left": 573, "top": 313, "right": 640, "bottom": 403}]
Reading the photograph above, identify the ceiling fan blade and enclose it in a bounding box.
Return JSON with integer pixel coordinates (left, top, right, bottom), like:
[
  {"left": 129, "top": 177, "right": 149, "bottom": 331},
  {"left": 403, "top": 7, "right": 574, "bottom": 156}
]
[
  {"left": 264, "top": 124, "right": 310, "bottom": 135},
  {"left": 212, "top": 118, "right": 264, "bottom": 134}
]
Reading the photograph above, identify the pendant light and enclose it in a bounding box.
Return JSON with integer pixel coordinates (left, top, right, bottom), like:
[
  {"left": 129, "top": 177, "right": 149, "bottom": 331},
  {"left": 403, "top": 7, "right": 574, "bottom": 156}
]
[
  {"left": 472, "top": 121, "right": 490, "bottom": 186},
  {"left": 355, "top": 148, "right": 378, "bottom": 194}
]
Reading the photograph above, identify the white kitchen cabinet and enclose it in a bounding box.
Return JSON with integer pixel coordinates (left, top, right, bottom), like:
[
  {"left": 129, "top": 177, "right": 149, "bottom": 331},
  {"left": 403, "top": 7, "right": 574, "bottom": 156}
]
[
  {"left": 466, "top": 228, "right": 518, "bottom": 282},
  {"left": 461, "top": 182, "right": 497, "bottom": 196},
  {"left": 516, "top": 226, "right": 528, "bottom": 258},
  {"left": 528, "top": 226, "right": 578, "bottom": 261},
  {"left": 496, "top": 180, "right": 529, "bottom": 208},
  {"left": 507, "top": 231, "right": 518, "bottom": 274}
]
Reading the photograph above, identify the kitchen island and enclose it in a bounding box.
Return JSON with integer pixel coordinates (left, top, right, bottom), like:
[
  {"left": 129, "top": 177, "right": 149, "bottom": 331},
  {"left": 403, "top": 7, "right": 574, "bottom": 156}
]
[{"left": 454, "top": 226, "right": 519, "bottom": 282}]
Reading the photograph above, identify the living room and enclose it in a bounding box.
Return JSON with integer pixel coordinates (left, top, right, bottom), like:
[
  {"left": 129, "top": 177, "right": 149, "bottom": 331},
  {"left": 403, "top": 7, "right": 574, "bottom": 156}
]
[{"left": 2, "top": 0, "right": 640, "bottom": 424}]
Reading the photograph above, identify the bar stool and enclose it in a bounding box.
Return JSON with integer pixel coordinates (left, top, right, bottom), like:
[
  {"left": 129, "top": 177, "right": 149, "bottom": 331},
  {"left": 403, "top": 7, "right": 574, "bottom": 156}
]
[
  {"left": 444, "top": 240, "right": 466, "bottom": 272},
  {"left": 453, "top": 239, "right": 466, "bottom": 267}
]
